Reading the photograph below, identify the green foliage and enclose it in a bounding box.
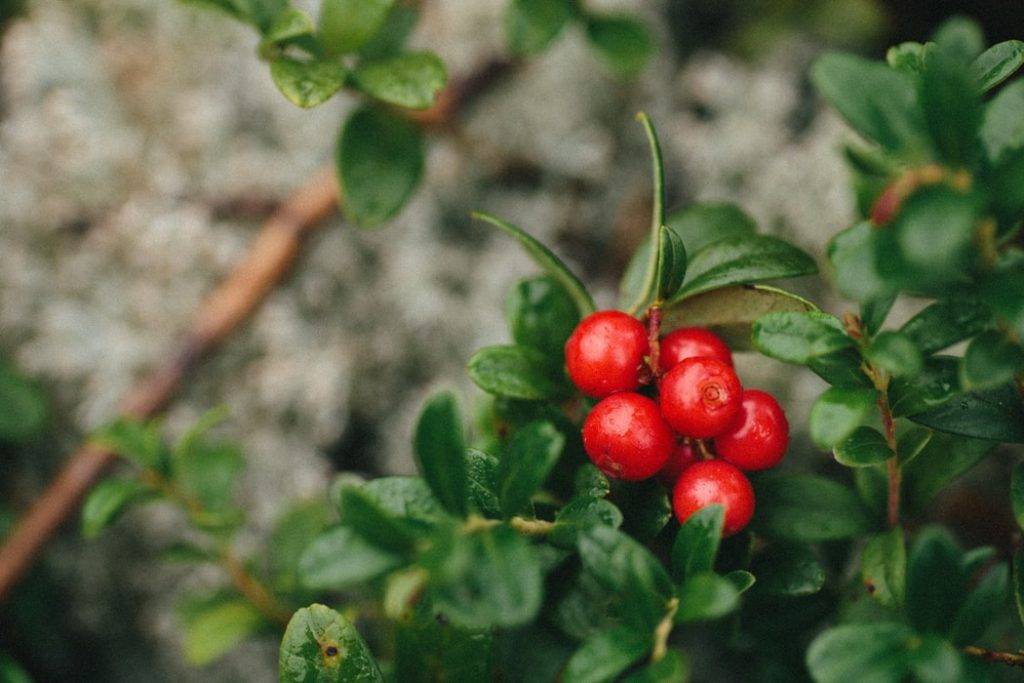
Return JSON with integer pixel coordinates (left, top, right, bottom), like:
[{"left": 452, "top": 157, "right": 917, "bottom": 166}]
[
  {"left": 180, "top": 593, "right": 269, "bottom": 666},
  {"left": 279, "top": 604, "right": 383, "bottom": 681},
  {"left": 413, "top": 392, "right": 469, "bottom": 517},
  {"left": 0, "top": 362, "right": 47, "bottom": 444},
  {"left": 80, "top": 478, "right": 154, "bottom": 538}
]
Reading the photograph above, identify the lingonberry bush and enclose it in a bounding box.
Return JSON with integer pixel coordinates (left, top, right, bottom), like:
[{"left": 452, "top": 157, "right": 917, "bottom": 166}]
[{"left": 22, "top": 11, "right": 1024, "bottom": 683}]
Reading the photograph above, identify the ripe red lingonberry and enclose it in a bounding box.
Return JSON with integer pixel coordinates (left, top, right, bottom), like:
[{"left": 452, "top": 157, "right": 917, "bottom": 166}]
[
  {"left": 582, "top": 393, "right": 673, "bottom": 481},
  {"left": 715, "top": 389, "right": 789, "bottom": 471},
  {"left": 659, "top": 357, "right": 742, "bottom": 438},
  {"left": 673, "top": 460, "right": 755, "bottom": 536},
  {"left": 659, "top": 327, "right": 733, "bottom": 373},
  {"left": 565, "top": 310, "right": 648, "bottom": 398},
  {"left": 658, "top": 440, "right": 699, "bottom": 486}
]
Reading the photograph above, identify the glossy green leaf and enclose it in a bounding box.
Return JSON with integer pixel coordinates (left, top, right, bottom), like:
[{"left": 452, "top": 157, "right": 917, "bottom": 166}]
[
  {"left": 92, "top": 418, "right": 165, "bottom": 470},
  {"left": 920, "top": 44, "right": 983, "bottom": 166},
  {"left": 467, "top": 345, "right": 567, "bottom": 400},
  {"left": 861, "top": 294, "right": 896, "bottom": 335},
  {"left": 972, "top": 40, "right": 1024, "bottom": 91},
  {"left": 906, "top": 527, "right": 967, "bottom": 635},
  {"left": 675, "top": 573, "right": 740, "bottom": 622},
  {"left": 181, "top": 594, "right": 267, "bottom": 666},
  {"left": 623, "top": 650, "right": 689, "bottom": 683},
  {"left": 752, "top": 311, "right": 853, "bottom": 365},
  {"left": 909, "top": 383, "right": 1024, "bottom": 443},
  {"left": 661, "top": 285, "right": 817, "bottom": 352},
  {"left": 811, "top": 52, "right": 925, "bottom": 154},
  {"left": 549, "top": 496, "right": 623, "bottom": 549},
  {"left": 960, "top": 330, "right": 1024, "bottom": 390},
  {"left": 413, "top": 391, "right": 468, "bottom": 517},
  {"left": 497, "top": 421, "right": 563, "bottom": 517},
  {"left": 466, "top": 449, "right": 501, "bottom": 518},
  {"left": 655, "top": 225, "right": 687, "bottom": 302},
  {"left": 750, "top": 544, "right": 825, "bottom": 597},
  {"left": 352, "top": 52, "right": 446, "bottom": 109},
  {"left": 359, "top": 476, "right": 446, "bottom": 525},
  {"left": 981, "top": 80, "right": 1024, "bottom": 162},
  {"left": 270, "top": 58, "right": 347, "bottom": 108},
  {"left": 805, "top": 622, "right": 924, "bottom": 683},
  {"left": 426, "top": 524, "right": 542, "bottom": 630},
  {"left": 861, "top": 525, "right": 906, "bottom": 607},
  {"left": 336, "top": 485, "right": 420, "bottom": 553},
  {"left": 670, "top": 504, "right": 723, "bottom": 584},
  {"left": 81, "top": 478, "right": 153, "bottom": 538},
  {"left": 563, "top": 625, "right": 651, "bottom": 683},
  {"left": 472, "top": 212, "right": 595, "bottom": 316},
  {"left": 951, "top": 563, "right": 1009, "bottom": 645},
  {"left": 279, "top": 604, "right": 383, "bottom": 682},
  {"left": 896, "top": 425, "right": 933, "bottom": 466},
  {"left": 318, "top": 0, "right": 394, "bottom": 55},
  {"left": 671, "top": 235, "right": 816, "bottom": 302},
  {"left": 338, "top": 106, "right": 424, "bottom": 227},
  {"left": 624, "top": 112, "right": 667, "bottom": 314},
  {"left": 753, "top": 474, "right": 872, "bottom": 541},
  {"left": 809, "top": 347, "right": 873, "bottom": 389},
  {"left": 902, "top": 431, "right": 997, "bottom": 511},
  {"left": 810, "top": 387, "right": 877, "bottom": 449},
  {"left": 865, "top": 331, "right": 922, "bottom": 378},
  {"left": 261, "top": 7, "right": 314, "bottom": 48},
  {"left": 900, "top": 297, "right": 993, "bottom": 355},
  {"left": 506, "top": 275, "right": 580, "bottom": 360},
  {"left": 826, "top": 221, "right": 894, "bottom": 304},
  {"left": 835, "top": 426, "right": 891, "bottom": 467},
  {"left": 298, "top": 526, "right": 402, "bottom": 591},
  {"left": 666, "top": 202, "right": 758, "bottom": 254},
  {"left": 0, "top": 363, "right": 46, "bottom": 443},
  {"left": 724, "top": 570, "right": 756, "bottom": 594},
  {"left": 888, "top": 356, "right": 959, "bottom": 417},
  {"left": 505, "top": 0, "right": 573, "bottom": 56},
  {"left": 584, "top": 15, "right": 653, "bottom": 78}
]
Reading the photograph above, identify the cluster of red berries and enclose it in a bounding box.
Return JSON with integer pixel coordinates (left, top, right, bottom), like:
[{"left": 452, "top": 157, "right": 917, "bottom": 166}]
[{"left": 565, "top": 311, "right": 789, "bottom": 536}]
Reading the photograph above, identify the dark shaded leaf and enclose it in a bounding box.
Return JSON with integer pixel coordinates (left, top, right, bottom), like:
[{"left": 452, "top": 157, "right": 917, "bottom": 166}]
[
  {"left": 753, "top": 474, "right": 872, "bottom": 541},
  {"left": 951, "top": 563, "right": 1009, "bottom": 645},
  {"left": 902, "top": 431, "right": 997, "bottom": 511},
  {"left": 960, "top": 331, "right": 1024, "bottom": 390},
  {"left": 900, "top": 297, "right": 993, "bottom": 355},
  {"left": 751, "top": 544, "right": 825, "bottom": 597},
  {"left": 506, "top": 276, "right": 580, "bottom": 360},
  {"left": 467, "top": 345, "right": 567, "bottom": 400},
  {"left": 909, "top": 383, "right": 1024, "bottom": 443},
  {"left": 563, "top": 625, "right": 651, "bottom": 683},
  {"left": 834, "top": 426, "right": 892, "bottom": 467},
  {"left": 497, "top": 421, "right": 563, "bottom": 517},
  {"left": 809, "top": 387, "right": 877, "bottom": 449},
  {"left": 670, "top": 504, "right": 723, "bottom": 584},
  {"left": 583, "top": 15, "right": 653, "bottom": 78},
  {"left": 549, "top": 496, "right": 623, "bottom": 549},
  {"left": 414, "top": 391, "right": 468, "bottom": 517},
  {"left": 674, "top": 573, "right": 740, "bottom": 622},
  {"left": 906, "top": 527, "right": 966, "bottom": 635}
]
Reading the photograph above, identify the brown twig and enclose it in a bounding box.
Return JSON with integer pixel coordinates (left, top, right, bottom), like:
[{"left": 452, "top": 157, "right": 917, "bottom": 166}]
[
  {"left": 0, "top": 60, "right": 516, "bottom": 604},
  {"left": 963, "top": 645, "right": 1024, "bottom": 668},
  {"left": 878, "top": 390, "right": 901, "bottom": 527},
  {"left": 646, "top": 305, "right": 663, "bottom": 379}
]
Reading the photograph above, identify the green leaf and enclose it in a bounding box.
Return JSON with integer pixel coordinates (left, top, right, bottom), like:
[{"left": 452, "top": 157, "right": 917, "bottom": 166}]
[
  {"left": 932, "top": 17, "right": 984, "bottom": 62},
  {"left": 180, "top": 594, "right": 267, "bottom": 666},
  {"left": 809, "top": 347, "right": 873, "bottom": 389},
  {"left": 616, "top": 479, "right": 673, "bottom": 542},
  {"left": 670, "top": 505, "right": 723, "bottom": 584},
  {"left": 811, "top": 52, "right": 925, "bottom": 154},
  {"left": 887, "top": 42, "right": 928, "bottom": 73},
  {"left": 0, "top": 363, "right": 47, "bottom": 443},
  {"left": 906, "top": 527, "right": 966, "bottom": 635},
  {"left": 549, "top": 496, "right": 623, "bottom": 549},
  {"left": 92, "top": 418, "right": 165, "bottom": 470},
  {"left": 506, "top": 275, "right": 580, "bottom": 360},
  {"left": 338, "top": 105, "right": 424, "bottom": 227},
  {"left": 981, "top": 80, "right": 1024, "bottom": 162},
  {"left": 298, "top": 526, "right": 402, "bottom": 591},
  {"left": 909, "top": 383, "right": 1024, "bottom": 443},
  {"left": 584, "top": 15, "right": 653, "bottom": 78},
  {"left": 889, "top": 187, "right": 981, "bottom": 289},
  {"left": 472, "top": 212, "right": 595, "bottom": 316},
  {"left": 1013, "top": 461, "right": 1024, "bottom": 532},
  {"left": 805, "top": 622, "right": 920, "bottom": 683},
  {"left": 654, "top": 225, "right": 687, "bottom": 302},
  {"left": 466, "top": 449, "right": 501, "bottom": 518},
  {"left": 978, "top": 254, "right": 1024, "bottom": 339},
  {"left": 623, "top": 650, "right": 689, "bottom": 683},
  {"left": 261, "top": 7, "right": 314, "bottom": 48},
  {"left": 497, "top": 421, "right": 564, "bottom": 517},
  {"left": 1014, "top": 550, "right": 1024, "bottom": 628},
  {"left": 393, "top": 604, "right": 493, "bottom": 682},
  {"left": 0, "top": 654, "right": 32, "bottom": 683},
  {"left": 896, "top": 425, "right": 933, "bottom": 466},
  {"left": 861, "top": 294, "right": 896, "bottom": 335},
  {"left": 352, "top": 52, "right": 446, "bottom": 109},
  {"left": 951, "top": 563, "right": 1009, "bottom": 645},
  {"left": 750, "top": 544, "right": 825, "bottom": 597},
  {"left": 671, "top": 235, "right": 817, "bottom": 302},
  {"left": 835, "top": 426, "right": 892, "bottom": 467},
  {"left": 861, "top": 525, "right": 906, "bottom": 607},
  {"left": 920, "top": 43, "right": 983, "bottom": 166},
  {"left": 888, "top": 356, "right": 959, "bottom": 417},
  {"left": 505, "top": 0, "right": 573, "bottom": 56},
  {"left": 575, "top": 463, "right": 612, "bottom": 498},
  {"left": 318, "top": 0, "right": 394, "bottom": 55},
  {"left": 624, "top": 112, "right": 671, "bottom": 314},
  {"left": 809, "top": 387, "right": 877, "bottom": 449},
  {"left": 270, "top": 58, "right": 347, "bottom": 109},
  {"left": 826, "top": 221, "right": 894, "bottom": 304},
  {"left": 972, "top": 40, "right": 1024, "bottom": 91},
  {"left": 562, "top": 625, "right": 651, "bottom": 683},
  {"left": 413, "top": 391, "right": 468, "bottom": 517},
  {"left": 172, "top": 437, "right": 243, "bottom": 520},
  {"left": 865, "top": 331, "right": 922, "bottom": 378},
  {"left": 753, "top": 474, "right": 872, "bottom": 541},
  {"left": 724, "top": 570, "right": 756, "bottom": 593},
  {"left": 360, "top": 476, "right": 446, "bottom": 525},
  {"left": 752, "top": 311, "right": 853, "bottom": 365},
  {"left": 358, "top": 5, "right": 419, "bottom": 61},
  {"left": 666, "top": 202, "right": 758, "bottom": 255},
  {"left": 81, "top": 478, "right": 153, "bottom": 538},
  {"left": 900, "top": 297, "right": 993, "bottom": 355},
  {"left": 902, "top": 432, "right": 997, "bottom": 511},
  {"left": 674, "top": 573, "right": 740, "bottom": 622},
  {"left": 661, "top": 284, "right": 816, "bottom": 352},
  {"left": 336, "top": 484, "right": 420, "bottom": 553},
  {"left": 279, "top": 604, "right": 383, "bottom": 682},
  {"left": 268, "top": 500, "right": 329, "bottom": 596},
  {"left": 961, "top": 331, "right": 1024, "bottom": 390},
  {"left": 467, "top": 345, "right": 567, "bottom": 400},
  {"left": 426, "top": 524, "right": 542, "bottom": 630}
]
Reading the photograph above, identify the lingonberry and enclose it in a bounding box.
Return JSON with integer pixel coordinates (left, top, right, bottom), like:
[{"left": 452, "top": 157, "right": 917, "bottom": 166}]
[
  {"left": 715, "top": 389, "right": 789, "bottom": 471},
  {"left": 582, "top": 393, "right": 673, "bottom": 481},
  {"left": 658, "top": 440, "right": 699, "bottom": 486},
  {"left": 659, "top": 327, "right": 733, "bottom": 373},
  {"left": 659, "top": 357, "right": 742, "bottom": 438},
  {"left": 672, "top": 460, "right": 755, "bottom": 536},
  {"left": 565, "top": 310, "right": 648, "bottom": 398}
]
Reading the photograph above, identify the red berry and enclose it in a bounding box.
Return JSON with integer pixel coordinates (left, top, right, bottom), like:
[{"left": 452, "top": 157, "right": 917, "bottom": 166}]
[
  {"left": 659, "top": 357, "right": 742, "bottom": 438},
  {"left": 565, "top": 311, "right": 648, "bottom": 398},
  {"left": 582, "top": 393, "right": 673, "bottom": 481},
  {"left": 672, "top": 460, "right": 755, "bottom": 536},
  {"left": 715, "top": 389, "right": 789, "bottom": 471},
  {"left": 658, "top": 441, "right": 699, "bottom": 486},
  {"left": 659, "top": 327, "right": 733, "bottom": 373}
]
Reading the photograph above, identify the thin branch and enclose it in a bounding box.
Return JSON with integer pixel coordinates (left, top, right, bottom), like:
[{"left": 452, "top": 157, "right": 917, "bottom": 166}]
[
  {"left": 963, "top": 645, "right": 1024, "bottom": 668},
  {"left": 650, "top": 597, "right": 679, "bottom": 663},
  {"left": 0, "top": 60, "right": 517, "bottom": 604}
]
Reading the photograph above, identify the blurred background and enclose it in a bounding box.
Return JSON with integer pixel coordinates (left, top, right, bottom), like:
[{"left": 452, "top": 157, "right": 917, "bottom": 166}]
[{"left": 0, "top": 0, "right": 1018, "bottom": 680}]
